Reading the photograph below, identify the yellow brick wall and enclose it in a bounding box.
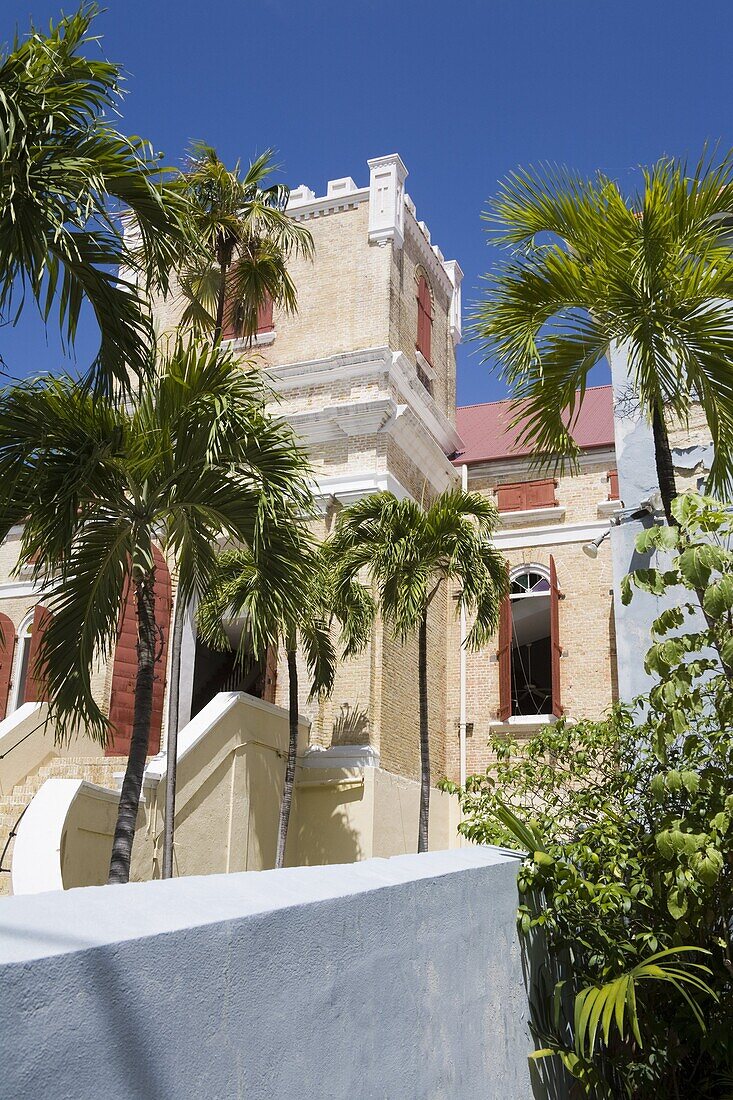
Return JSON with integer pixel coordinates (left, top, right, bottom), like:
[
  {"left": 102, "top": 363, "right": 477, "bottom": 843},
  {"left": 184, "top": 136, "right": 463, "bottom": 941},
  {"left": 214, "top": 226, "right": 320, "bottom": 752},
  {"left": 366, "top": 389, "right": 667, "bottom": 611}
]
[
  {"left": 446, "top": 538, "right": 617, "bottom": 779},
  {"left": 469, "top": 454, "right": 617, "bottom": 525},
  {"left": 388, "top": 223, "right": 456, "bottom": 424}
]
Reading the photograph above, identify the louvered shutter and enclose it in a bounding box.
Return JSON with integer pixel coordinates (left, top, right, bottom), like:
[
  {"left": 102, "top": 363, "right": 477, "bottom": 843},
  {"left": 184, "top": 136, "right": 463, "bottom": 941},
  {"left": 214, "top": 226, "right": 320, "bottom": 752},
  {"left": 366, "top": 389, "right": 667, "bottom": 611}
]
[
  {"left": 0, "top": 614, "right": 16, "bottom": 719},
  {"left": 496, "top": 484, "right": 526, "bottom": 512},
  {"left": 262, "top": 644, "right": 278, "bottom": 703},
  {"left": 107, "top": 548, "right": 172, "bottom": 757},
  {"left": 525, "top": 479, "right": 557, "bottom": 509},
  {"left": 497, "top": 591, "right": 512, "bottom": 721},
  {"left": 416, "top": 275, "right": 432, "bottom": 364},
  {"left": 23, "top": 604, "right": 53, "bottom": 703},
  {"left": 257, "top": 296, "right": 274, "bottom": 333},
  {"left": 607, "top": 470, "right": 619, "bottom": 500},
  {"left": 549, "top": 555, "right": 563, "bottom": 718}
]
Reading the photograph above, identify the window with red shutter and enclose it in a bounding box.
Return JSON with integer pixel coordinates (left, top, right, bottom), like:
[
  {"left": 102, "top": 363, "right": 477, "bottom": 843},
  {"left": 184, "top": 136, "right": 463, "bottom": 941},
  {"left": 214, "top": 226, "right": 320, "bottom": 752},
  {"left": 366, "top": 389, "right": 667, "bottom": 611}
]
[
  {"left": 500, "top": 565, "right": 560, "bottom": 719},
  {"left": 607, "top": 470, "right": 619, "bottom": 500},
  {"left": 496, "top": 479, "right": 558, "bottom": 513},
  {"left": 416, "top": 274, "right": 432, "bottom": 364},
  {"left": 221, "top": 282, "right": 274, "bottom": 341},
  {"left": 23, "top": 604, "right": 53, "bottom": 704},
  {"left": 0, "top": 613, "right": 15, "bottom": 719},
  {"left": 257, "top": 295, "right": 274, "bottom": 334}
]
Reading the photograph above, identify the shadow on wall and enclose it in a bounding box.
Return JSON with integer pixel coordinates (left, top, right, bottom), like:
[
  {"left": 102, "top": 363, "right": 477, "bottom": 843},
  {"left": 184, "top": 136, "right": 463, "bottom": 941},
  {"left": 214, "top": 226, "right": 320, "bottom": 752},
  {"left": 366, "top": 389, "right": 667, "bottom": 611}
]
[
  {"left": 330, "top": 703, "right": 369, "bottom": 746},
  {"left": 522, "top": 923, "right": 573, "bottom": 1100},
  {"left": 289, "top": 780, "right": 364, "bottom": 867}
]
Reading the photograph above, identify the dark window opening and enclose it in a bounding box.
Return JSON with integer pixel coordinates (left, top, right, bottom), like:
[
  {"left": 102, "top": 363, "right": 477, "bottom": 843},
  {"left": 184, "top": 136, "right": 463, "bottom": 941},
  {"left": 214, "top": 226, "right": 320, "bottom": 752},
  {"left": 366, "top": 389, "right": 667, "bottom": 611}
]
[{"left": 498, "top": 561, "right": 562, "bottom": 720}]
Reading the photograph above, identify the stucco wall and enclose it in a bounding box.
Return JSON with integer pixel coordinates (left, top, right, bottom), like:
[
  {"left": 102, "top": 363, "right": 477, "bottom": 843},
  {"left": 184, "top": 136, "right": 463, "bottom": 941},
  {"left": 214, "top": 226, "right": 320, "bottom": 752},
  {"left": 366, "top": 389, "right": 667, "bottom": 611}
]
[{"left": 0, "top": 848, "right": 533, "bottom": 1100}]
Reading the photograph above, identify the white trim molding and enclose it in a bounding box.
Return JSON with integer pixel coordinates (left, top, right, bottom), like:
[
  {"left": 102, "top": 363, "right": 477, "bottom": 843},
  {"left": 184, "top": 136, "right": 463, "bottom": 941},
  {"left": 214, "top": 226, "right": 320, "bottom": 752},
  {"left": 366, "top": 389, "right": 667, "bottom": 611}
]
[
  {"left": 492, "top": 519, "right": 611, "bottom": 551},
  {"left": 300, "top": 744, "right": 380, "bottom": 770},
  {"left": 367, "top": 154, "right": 408, "bottom": 248},
  {"left": 266, "top": 346, "right": 463, "bottom": 458},
  {"left": 499, "top": 505, "right": 566, "bottom": 529},
  {"left": 597, "top": 499, "right": 623, "bottom": 518},
  {"left": 488, "top": 715, "right": 558, "bottom": 736},
  {"left": 0, "top": 580, "right": 53, "bottom": 600},
  {"left": 312, "top": 471, "right": 412, "bottom": 509}
]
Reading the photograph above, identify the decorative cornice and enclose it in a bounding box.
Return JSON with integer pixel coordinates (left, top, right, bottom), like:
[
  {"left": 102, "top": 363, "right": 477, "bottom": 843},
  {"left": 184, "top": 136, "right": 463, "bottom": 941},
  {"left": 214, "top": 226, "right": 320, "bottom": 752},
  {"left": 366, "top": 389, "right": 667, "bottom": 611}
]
[
  {"left": 464, "top": 446, "right": 616, "bottom": 481},
  {"left": 311, "top": 471, "right": 412, "bottom": 509},
  {"left": 265, "top": 346, "right": 463, "bottom": 457},
  {"left": 286, "top": 187, "right": 369, "bottom": 222}
]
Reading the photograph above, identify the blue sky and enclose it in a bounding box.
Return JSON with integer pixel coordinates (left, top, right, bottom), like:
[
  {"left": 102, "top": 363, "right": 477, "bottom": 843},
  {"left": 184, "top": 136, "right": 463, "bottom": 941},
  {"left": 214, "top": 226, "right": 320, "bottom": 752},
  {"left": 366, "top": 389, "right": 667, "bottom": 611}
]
[{"left": 4, "top": 0, "right": 733, "bottom": 404}]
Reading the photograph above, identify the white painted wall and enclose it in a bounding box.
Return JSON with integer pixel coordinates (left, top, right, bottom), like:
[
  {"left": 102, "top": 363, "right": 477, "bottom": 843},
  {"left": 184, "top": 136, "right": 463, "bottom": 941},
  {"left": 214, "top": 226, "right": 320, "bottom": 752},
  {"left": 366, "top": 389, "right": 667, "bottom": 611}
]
[{"left": 0, "top": 848, "right": 533, "bottom": 1100}]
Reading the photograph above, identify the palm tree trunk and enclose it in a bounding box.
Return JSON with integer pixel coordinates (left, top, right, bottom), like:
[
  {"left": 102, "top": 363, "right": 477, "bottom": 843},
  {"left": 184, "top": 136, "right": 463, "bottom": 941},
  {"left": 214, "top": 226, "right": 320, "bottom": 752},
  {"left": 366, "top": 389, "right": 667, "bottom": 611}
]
[
  {"left": 275, "top": 647, "right": 298, "bottom": 869},
  {"left": 417, "top": 609, "right": 430, "bottom": 854},
  {"left": 651, "top": 403, "right": 678, "bottom": 526},
  {"left": 214, "top": 234, "right": 230, "bottom": 343},
  {"left": 108, "top": 568, "right": 157, "bottom": 885},
  {"left": 162, "top": 593, "right": 185, "bottom": 879}
]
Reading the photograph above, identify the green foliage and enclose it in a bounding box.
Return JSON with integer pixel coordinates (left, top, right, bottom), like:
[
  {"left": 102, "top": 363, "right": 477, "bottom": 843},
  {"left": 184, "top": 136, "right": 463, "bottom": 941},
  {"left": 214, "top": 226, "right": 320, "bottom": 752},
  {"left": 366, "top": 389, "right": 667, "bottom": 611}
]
[
  {"left": 450, "top": 494, "right": 733, "bottom": 1096},
  {"left": 174, "top": 143, "right": 314, "bottom": 339},
  {"left": 0, "top": 339, "right": 311, "bottom": 743},
  {"left": 197, "top": 538, "right": 374, "bottom": 701},
  {"left": 475, "top": 152, "right": 733, "bottom": 498},
  {"left": 0, "top": 4, "right": 187, "bottom": 393},
  {"left": 329, "top": 488, "right": 508, "bottom": 646}
]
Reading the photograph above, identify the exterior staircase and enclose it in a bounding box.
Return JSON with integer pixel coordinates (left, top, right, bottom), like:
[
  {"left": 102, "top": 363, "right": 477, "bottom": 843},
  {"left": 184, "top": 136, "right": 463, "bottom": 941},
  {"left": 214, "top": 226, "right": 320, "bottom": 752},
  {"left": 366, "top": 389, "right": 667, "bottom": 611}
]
[{"left": 0, "top": 756, "right": 126, "bottom": 896}]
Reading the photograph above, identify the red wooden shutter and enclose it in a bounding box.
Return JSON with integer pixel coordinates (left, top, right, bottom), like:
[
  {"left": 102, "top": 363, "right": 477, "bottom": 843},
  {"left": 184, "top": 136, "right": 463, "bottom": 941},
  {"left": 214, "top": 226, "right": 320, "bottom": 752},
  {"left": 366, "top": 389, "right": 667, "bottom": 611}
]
[
  {"left": 416, "top": 275, "right": 432, "bottom": 364},
  {"left": 549, "top": 555, "right": 563, "bottom": 718},
  {"left": 496, "top": 484, "right": 526, "bottom": 512},
  {"left": 607, "top": 470, "right": 619, "bottom": 500},
  {"left": 257, "top": 296, "right": 274, "bottom": 333},
  {"left": 23, "top": 604, "right": 53, "bottom": 704},
  {"left": 497, "top": 593, "right": 512, "bottom": 721},
  {"left": 262, "top": 644, "right": 278, "bottom": 704},
  {"left": 107, "top": 548, "right": 172, "bottom": 757},
  {"left": 525, "top": 478, "right": 558, "bottom": 509},
  {"left": 0, "top": 614, "right": 16, "bottom": 719}
]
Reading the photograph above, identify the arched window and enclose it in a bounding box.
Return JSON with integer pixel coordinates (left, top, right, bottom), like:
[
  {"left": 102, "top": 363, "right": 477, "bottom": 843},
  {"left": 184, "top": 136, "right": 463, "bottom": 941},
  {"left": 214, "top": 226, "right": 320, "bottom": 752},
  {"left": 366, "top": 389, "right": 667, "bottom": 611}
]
[
  {"left": 416, "top": 273, "right": 433, "bottom": 365},
  {"left": 8, "top": 608, "right": 35, "bottom": 714},
  {"left": 498, "top": 560, "right": 562, "bottom": 720}
]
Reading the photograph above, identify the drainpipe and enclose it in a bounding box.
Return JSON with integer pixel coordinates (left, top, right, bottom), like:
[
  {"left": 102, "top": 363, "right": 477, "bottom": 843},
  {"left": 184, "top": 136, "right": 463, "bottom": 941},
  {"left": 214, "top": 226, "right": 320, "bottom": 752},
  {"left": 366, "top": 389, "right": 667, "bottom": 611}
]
[{"left": 459, "top": 463, "right": 468, "bottom": 789}]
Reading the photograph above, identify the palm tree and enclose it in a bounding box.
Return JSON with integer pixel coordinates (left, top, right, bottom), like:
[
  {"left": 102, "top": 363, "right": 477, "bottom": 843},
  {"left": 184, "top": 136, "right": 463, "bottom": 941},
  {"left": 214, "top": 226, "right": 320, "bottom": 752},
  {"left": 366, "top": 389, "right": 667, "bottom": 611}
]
[
  {"left": 198, "top": 540, "right": 372, "bottom": 868},
  {"left": 161, "top": 144, "right": 314, "bottom": 874},
  {"left": 0, "top": 340, "right": 311, "bottom": 883},
  {"left": 330, "top": 489, "right": 507, "bottom": 853},
  {"left": 0, "top": 4, "right": 187, "bottom": 394},
  {"left": 174, "top": 143, "right": 314, "bottom": 343},
  {"left": 475, "top": 152, "right": 733, "bottom": 524}
]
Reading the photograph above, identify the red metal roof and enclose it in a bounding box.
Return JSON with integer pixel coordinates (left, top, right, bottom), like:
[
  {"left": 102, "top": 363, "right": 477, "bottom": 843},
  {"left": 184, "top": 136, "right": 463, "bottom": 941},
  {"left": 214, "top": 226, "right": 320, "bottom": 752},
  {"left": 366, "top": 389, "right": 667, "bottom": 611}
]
[{"left": 454, "top": 385, "right": 614, "bottom": 465}]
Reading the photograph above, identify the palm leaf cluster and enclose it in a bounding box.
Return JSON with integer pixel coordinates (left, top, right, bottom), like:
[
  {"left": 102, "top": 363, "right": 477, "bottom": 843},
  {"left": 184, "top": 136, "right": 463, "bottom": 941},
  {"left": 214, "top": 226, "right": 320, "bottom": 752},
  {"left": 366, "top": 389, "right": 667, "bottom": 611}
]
[
  {"left": 0, "top": 3, "right": 188, "bottom": 394},
  {"left": 331, "top": 489, "right": 507, "bottom": 852},
  {"left": 476, "top": 151, "right": 733, "bottom": 498},
  {"left": 0, "top": 340, "right": 311, "bottom": 744},
  {"left": 175, "top": 143, "right": 314, "bottom": 340},
  {"left": 331, "top": 489, "right": 507, "bottom": 648}
]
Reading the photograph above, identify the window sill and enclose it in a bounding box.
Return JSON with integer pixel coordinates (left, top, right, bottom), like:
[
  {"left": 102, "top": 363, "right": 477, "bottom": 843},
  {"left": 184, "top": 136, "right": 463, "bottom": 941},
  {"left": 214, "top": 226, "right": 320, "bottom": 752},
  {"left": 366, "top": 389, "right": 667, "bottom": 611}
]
[
  {"left": 499, "top": 505, "right": 565, "bottom": 527},
  {"left": 597, "top": 499, "right": 622, "bottom": 518},
  {"left": 415, "top": 348, "right": 436, "bottom": 380},
  {"left": 489, "top": 715, "right": 558, "bottom": 735},
  {"left": 223, "top": 330, "right": 276, "bottom": 350}
]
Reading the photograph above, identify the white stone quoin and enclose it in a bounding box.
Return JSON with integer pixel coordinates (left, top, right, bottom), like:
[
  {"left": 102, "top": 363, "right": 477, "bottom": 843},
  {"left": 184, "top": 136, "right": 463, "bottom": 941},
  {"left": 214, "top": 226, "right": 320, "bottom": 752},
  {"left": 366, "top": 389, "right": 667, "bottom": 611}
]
[{"left": 367, "top": 153, "right": 408, "bottom": 247}]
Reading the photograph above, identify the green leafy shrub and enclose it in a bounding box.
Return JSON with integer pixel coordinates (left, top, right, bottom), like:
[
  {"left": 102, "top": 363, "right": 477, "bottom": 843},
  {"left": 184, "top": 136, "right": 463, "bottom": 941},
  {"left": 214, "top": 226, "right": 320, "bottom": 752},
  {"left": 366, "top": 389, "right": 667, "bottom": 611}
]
[{"left": 447, "top": 494, "right": 733, "bottom": 1097}]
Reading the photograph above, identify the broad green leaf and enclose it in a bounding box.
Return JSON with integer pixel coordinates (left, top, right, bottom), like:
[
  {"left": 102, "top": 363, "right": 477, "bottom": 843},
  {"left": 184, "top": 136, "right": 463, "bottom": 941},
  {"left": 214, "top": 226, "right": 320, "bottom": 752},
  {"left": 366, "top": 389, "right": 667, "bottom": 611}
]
[{"left": 703, "top": 574, "right": 733, "bottom": 619}]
